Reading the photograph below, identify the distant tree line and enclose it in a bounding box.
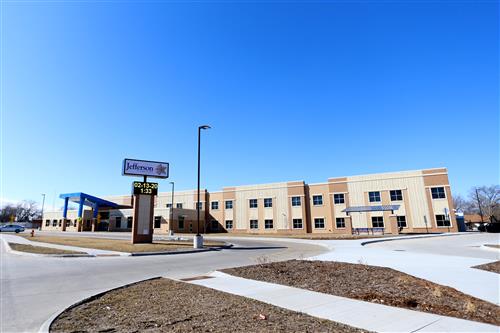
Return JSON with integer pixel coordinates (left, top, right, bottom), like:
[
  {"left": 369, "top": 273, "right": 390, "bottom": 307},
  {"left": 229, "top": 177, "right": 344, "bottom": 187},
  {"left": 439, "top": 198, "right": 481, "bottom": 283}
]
[
  {"left": 453, "top": 185, "right": 500, "bottom": 222},
  {"left": 0, "top": 200, "right": 41, "bottom": 222}
]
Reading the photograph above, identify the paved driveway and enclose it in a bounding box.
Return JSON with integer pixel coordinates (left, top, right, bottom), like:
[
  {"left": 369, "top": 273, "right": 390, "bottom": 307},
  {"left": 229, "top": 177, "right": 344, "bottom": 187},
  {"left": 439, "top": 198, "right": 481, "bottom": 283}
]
[
  {"left": 366, "top": 232, "right": 500, "bottom": 259},
  {"left": 0, "top": 234, "right": 326, "bottom": 333}
]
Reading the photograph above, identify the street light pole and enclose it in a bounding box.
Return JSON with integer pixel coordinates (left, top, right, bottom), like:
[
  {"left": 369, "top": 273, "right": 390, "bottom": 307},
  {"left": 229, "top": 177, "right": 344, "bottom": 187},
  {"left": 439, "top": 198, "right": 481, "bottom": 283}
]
[
  {"left": 170, "top": 181, "right": 174, "bottom": 235},
  {"left": 40, "top": 194, "right": 46, "bottom": 230},
  {"left": 195, "top": 125, "right": 210, "bottom": 248}
]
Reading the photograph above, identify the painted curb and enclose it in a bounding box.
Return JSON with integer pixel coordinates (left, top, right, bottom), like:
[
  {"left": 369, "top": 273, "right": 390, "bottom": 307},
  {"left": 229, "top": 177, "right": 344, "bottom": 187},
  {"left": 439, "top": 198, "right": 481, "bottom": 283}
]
[{"left": 38, "top": 277, "right": 163, "bottom": 333}]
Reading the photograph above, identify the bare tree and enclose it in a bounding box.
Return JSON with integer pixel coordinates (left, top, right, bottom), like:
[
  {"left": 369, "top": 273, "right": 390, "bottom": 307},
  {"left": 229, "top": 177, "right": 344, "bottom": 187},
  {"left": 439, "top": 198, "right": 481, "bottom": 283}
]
[
  {"left": 453, "top": 194, "right": 476, "bottom": 214},
  {"left": 469, "top": 185, "right": 500, "bottom": 221},
  {"left": 0, "top": 204, "right": 18, "bottom": 222},
  {"left": 16, "top": 200, "right": 41, "bottom": 222}
]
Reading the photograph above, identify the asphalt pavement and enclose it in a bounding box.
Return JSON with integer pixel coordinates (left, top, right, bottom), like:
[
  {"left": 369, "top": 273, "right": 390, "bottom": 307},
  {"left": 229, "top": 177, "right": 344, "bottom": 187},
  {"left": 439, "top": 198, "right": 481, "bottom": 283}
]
[{"left": 0, "top": 232, "right": 326, "bottom": 333}]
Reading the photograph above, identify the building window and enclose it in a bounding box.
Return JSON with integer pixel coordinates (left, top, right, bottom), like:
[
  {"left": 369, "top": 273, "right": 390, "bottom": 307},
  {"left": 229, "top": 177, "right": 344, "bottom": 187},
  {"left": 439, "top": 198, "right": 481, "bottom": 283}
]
[
  {"left": 225, "top": 220, "right": 233, "bottom": 229},
  {"left": 264, "top": 219, "right": 273, "bottom": 229},
  {"left": 73, "top": 219, "right": 78, "bottom": 227},
  {"left": 264, "top": 198, "right": 273, "bottom": 208},
  {"left": 369, "top": 191, "right": 381, "bottom": 203},
  {"left": 313, "top": 195, "right": 323, "bottom": 206},
  {"left": 211, "top": 201, "right": 219, "bottom": 210},
  {"left": 65, "top": 220, "right": 70, "bottom": 227},
  {"left": 115, "top": 217, "right": 122, "bottom": 229},
  {"left": 52, "top": 220, "right": 57, "bottom": 227},
  {"left": 390, "top": 190, "right": 403, "bottom": 201},
  {"left": 178, "top": 216, "right": 185, "bottom": 230},
  {"left": 196, "top": 202, "right": 203, "bottom": 210},
  {"left": 166, "top": 203, "right": 172, "bottom": 208},
  {"left": 314, "top": 218, "right": 325, "bottom": 229},
  {"left": 334, "top": 193, "right": 345, "bottom": 204},
  {"left": 176, "top": 203, "right": 183, "bottom": 209},
  {"left": 336, "top": 218, "right": 345, "bottom": 228},
  {"left": 431, "top": 187, "right": 446, "bottom": 199},
  {"left": 58, "top": 220, "right": 62, "bottom": 227},
  {"left": 293, "top": 218, "right": 303, "bottom": 229},
  {"left": 45, "top": 220, "right": 50, "bottom": 226},
  {"left": 225, "top": 200, "right": 233, "bottom": 209},
  {"left": 250, "top": 219, "right": 258, "bottom": 229},
  {"left": 127, "top": 216, "right": 133, "bottom": 229},
  {"left": 371, "top": 216, "right": 384, "bottom": 228},
  {"left": 154, "top": 216, "right": 161, "bottom": 228},
  {"left": 291, "top": 196, "right": 301, "bottom": 206},
  {"left": 249, "top": 199, "right": 258, "bottom": 208},
  {"left": 397, "top": 216, "right": 407, "bottom": 228},
  {"left": 435, "top": 214, "right": 450, "bottom": 227}
]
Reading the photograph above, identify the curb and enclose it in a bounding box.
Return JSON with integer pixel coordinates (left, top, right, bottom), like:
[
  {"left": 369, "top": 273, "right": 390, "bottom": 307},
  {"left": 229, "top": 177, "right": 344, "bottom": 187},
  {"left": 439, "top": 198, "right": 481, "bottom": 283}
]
[
  {"left": 129, "top": 243, "right": 234, "bottom": 256},
  {"left": 1, "top": 239, "right": 94, "bottom": 258},
  {"left": 38, "top": 277, "right": 163, "bottom": 333},
  {"left": 360, "top": 232, "right": 465, "bottom": 246}
]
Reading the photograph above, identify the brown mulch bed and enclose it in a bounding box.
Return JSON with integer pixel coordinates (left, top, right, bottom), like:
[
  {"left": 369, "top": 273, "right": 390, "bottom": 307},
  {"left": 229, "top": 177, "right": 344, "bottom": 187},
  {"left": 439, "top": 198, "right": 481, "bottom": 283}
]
[
  {"left": 8, "top": 243, "right": 85, "bottom": 255},
  {"left": 50, "top": 278, "right": 368, "bottom": 333},
  {"left": 473, "top": 260, "right": 500, "bottom": 274},
  {"left": 223, "top": 260, "right": 500, "bottom": 326}
]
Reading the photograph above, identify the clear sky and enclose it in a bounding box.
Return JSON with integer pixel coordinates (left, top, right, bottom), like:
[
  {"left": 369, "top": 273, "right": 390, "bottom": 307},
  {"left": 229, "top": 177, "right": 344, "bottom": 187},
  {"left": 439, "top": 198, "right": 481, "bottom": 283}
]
[{"left": 1, "top": 0, "right": 499, "bottom": 210}]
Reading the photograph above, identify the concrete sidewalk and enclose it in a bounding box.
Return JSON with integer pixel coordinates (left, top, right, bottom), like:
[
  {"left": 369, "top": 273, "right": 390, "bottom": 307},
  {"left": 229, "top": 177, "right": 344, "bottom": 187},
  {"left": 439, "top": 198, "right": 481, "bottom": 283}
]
[
  {"left": 0, "top": 234, "right": 128, "bottom": 256},
  {"left": 309, "top": 239, "right": 499, "bottom": 305},
  {"left": 189, "top": 271, "right": 499, "bottom": 333}
]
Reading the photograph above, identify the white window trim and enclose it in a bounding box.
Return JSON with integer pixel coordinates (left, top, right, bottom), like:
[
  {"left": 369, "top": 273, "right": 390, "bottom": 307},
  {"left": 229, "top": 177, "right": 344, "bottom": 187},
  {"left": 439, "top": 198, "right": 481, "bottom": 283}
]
[
  {"left": 211, "top": 201, "right": 219, "bottom": 210},
  {"left": 311, "top": 194, "right": 324, "bottom": 206},
  {"left": 248, "top": 199, "right": 258, "bottom": 209},
  {"left": 313, "top": 217, "right": 326, "bottom": 229},
  {"left": 292, "top": 218, "right": 304, "bottom": 229},
  {"left": 335, "top": 217, "right": 346, "bottom": 229},
  {"left": 332, "top": 193, "right": 346, "bottom": 205}
]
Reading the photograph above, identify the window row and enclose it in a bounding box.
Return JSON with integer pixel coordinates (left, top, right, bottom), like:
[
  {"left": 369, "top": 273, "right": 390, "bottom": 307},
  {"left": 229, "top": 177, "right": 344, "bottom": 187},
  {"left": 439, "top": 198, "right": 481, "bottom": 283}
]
[{"left": 164, "top": 188, "right": 447, "bottom": 212}]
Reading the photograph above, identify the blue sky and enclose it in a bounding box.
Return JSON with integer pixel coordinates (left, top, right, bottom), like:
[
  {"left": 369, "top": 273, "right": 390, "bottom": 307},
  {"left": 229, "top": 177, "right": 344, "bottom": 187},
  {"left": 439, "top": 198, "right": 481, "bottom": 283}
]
[{"left": 1, "top": 0, "right": 498, "bottom": 209}]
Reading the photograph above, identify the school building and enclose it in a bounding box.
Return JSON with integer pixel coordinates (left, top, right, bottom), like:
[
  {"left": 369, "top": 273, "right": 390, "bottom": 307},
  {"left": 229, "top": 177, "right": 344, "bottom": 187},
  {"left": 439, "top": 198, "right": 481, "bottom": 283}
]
[{"left": 41, "top": 167, "right": 458, "bottom": 235}]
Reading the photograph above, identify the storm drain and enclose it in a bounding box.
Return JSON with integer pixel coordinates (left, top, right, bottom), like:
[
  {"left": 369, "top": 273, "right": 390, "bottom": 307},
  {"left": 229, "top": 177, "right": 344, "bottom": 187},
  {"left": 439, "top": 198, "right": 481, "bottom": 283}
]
[{"left": 180, "top": 275, "right": 215, "bottom": 282}]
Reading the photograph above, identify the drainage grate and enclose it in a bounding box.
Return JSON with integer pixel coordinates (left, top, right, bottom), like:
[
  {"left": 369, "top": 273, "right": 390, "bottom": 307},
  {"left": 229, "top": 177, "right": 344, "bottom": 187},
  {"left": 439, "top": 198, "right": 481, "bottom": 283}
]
[{"left": 180, "top": 275, "right": 215, "bottom": 282}]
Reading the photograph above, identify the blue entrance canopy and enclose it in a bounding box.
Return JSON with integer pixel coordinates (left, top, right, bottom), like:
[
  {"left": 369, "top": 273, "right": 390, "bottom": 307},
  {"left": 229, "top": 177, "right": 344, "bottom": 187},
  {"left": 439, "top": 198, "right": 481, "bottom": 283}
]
[
  {"left": 342, "top": 205, "right": 400, "bottom": 214},
  {"left": 59, "top": 192, "right": 131, "bottom": 219}
]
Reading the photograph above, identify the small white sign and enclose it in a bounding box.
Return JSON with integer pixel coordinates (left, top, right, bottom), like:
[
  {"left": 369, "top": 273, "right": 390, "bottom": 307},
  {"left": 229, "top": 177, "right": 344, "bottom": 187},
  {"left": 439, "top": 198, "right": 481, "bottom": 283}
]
[{"left": 122, "top": 158, "right": 169, "bottom": 179}]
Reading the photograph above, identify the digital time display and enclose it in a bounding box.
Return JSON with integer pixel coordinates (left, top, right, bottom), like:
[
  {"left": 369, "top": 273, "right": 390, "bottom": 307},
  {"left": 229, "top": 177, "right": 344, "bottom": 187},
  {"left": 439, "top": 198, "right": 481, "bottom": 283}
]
[{"left": 132, "top": 181, "right": 159, "bottom": 195}]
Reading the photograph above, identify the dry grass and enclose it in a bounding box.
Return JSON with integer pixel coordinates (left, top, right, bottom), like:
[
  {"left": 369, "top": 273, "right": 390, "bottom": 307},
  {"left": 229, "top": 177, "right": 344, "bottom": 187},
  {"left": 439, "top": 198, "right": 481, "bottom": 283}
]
[
  {"left": 223, "top": 260, "right": 500, "bottom": 326},
  {"left": 19, "top": 235, "right": 225, "bottom": 253},
  {"left": 50, "top": 278, "right": 367, "bottom": 333},
  {"left": 8, "top": 242, "right": 86, "bottom": 255},
  {"left": 473, "top": 260, "right": 500, "bottom": 274}
]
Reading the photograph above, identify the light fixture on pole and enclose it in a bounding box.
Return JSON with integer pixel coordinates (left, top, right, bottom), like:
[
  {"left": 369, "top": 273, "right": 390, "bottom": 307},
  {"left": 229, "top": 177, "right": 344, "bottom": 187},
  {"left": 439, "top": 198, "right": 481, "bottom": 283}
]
[
  {"left": 194, "top": 124, "right": 210, "bottom": 248},
  {"left": 169, "top": 181, "right": 174, "bottom": 236}
]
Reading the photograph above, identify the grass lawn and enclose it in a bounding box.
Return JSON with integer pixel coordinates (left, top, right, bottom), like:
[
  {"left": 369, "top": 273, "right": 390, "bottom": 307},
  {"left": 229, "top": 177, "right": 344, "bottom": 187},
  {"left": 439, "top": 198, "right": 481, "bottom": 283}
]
[
  {"left": 8, "top": 242, "right": 86, "bottom": 255},
  {"left": 50, "top": 278, "right": 367, "bottom": 333},
  {"left": 19, "top": 235, "right": 225, "bottom": 253},
  {"left": 223, "top": 260, "right": 500, "bottom": 326}
]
